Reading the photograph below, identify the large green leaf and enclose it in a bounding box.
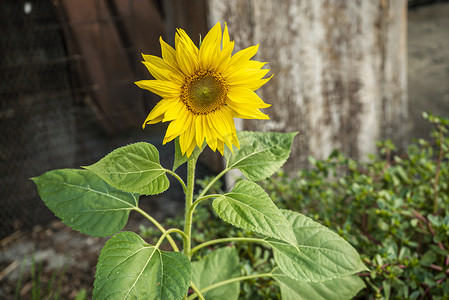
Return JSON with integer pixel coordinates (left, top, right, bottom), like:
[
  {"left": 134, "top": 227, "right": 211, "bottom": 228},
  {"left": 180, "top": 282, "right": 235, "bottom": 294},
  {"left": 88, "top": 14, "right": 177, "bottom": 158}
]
[
  {"left": 225, "top": 131, "right": 297, "bottom": 181},
  {"left": 93, "top": 232, "right": 191, "bottom": 300},
  {"left": 273, "top": 268, "right": 365, "bottom": 300},
  {"left": 212, "top": 181, "right": 297, "bottom": 245},
  {"left": 84, "top": 142, "right": 169, "bottom": 195},
  {"left": 191, "top": 247, "right": 240, "bottom": 300},
  {"left": 267, "top": 210, "right": 367, "bottom": 282},
  {"left": 32, "top": 169, "right": 138, "bottom": 237}
]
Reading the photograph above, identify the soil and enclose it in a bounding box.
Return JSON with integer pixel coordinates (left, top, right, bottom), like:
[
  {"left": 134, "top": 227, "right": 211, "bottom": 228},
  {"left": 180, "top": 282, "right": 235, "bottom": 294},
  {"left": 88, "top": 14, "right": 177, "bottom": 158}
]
[
  {"left": 0, "top": 208, "right": 178, "bottom": 300},
  {"left": 0, "top": 219, "right": 104, "bottom": 299}
]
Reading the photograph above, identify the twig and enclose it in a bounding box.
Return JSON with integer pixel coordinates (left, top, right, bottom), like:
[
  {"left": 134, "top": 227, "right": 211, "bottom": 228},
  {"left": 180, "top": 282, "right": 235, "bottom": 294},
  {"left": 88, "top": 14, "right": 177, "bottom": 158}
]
[
  {"left": 0, "top": 261, "right": 20, "bottom": 281},
  {"left": 411, "top": 210, "right": 445, "bottom": 251},
  {"left": 433, "top": 128, "right": 444, "bottom": 214}
]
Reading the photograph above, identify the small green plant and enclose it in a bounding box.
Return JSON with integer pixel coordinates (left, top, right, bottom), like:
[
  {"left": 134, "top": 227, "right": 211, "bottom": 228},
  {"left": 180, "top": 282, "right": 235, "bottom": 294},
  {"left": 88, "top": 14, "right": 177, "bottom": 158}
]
[
  {"left": 32, "top": 22, "right": 366, "bottom": 299},
  {"left": 14, "top": 258, "right": 26, "bottom": 300},
  {"left": 14, "top": 257, "right": 66, "bottom": 300},
  {"left": 262, "top": 112, "right": 449, "bottom": 299},
  {"left": 74, "top": 289, "right": 88, "bottom": 300}
]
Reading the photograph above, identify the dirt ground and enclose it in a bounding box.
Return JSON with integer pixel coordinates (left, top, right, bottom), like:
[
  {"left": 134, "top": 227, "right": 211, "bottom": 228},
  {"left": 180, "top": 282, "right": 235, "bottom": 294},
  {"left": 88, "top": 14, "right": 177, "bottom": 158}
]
[
  {"left": 0, "top": 219, "right": 105, "bottom": 299},
  {"left": 0, "top": 209, "right": 177, "bottom": 299}
]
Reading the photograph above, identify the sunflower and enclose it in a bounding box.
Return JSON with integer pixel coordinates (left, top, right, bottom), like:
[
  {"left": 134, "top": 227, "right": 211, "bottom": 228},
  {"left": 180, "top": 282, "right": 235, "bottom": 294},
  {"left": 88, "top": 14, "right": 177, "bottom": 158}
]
[{"left": 136, "top": 22, "right": 271, "bottom": 156}]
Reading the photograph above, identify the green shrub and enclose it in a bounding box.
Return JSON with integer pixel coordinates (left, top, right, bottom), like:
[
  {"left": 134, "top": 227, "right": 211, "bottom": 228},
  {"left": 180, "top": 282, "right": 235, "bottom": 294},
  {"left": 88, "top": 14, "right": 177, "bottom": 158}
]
[{"left": 263, "top": 112, "right": 449, "bottom": 299}]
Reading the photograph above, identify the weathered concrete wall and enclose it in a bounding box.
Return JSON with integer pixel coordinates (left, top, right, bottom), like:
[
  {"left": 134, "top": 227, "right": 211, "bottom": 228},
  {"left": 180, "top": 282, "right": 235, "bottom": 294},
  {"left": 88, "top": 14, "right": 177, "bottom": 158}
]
[
  {"left": 408, "top": 2, "right": 449, "bottom": 140},
  {"left": 208, "top": 0, "right": 408, "bottom": 170}
]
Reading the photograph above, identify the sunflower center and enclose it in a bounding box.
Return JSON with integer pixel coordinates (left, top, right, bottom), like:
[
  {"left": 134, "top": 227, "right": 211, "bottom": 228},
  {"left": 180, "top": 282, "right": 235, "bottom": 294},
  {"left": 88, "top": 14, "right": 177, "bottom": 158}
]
[{"left": 181, "top": 70, "right": 228, "bottom": 115}]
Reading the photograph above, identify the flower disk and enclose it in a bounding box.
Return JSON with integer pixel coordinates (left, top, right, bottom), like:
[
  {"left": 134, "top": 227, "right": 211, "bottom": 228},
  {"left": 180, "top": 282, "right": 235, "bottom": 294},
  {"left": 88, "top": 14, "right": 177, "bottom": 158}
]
[
  {"left": 182, "top": 70, "right": 227, "bottom": 115},
  {"left": 136, "top": 22, "right": 272, "bottom": 156}
]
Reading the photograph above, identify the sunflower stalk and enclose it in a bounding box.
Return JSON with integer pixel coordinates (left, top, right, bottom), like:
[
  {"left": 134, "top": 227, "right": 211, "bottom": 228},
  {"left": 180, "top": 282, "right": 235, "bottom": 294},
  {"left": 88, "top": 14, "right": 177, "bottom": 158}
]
[
  {"left": 32, "top": 22, "right": 367, "bottom": 300},
  {"left": 183, "top": 157, "right": 197, "bottom": 259}
]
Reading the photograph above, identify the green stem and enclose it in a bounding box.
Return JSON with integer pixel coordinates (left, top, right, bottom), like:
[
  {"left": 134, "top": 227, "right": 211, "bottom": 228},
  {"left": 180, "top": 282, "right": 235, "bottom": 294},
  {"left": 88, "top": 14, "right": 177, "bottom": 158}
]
[
  {"left": 155, "top": 228, "right": 187, "bottom": 249},
  {"left": 134, "top": 207, "right": 179, "bottom": 252},
  {"left": 165, "top": 169, "right": 187, "bottom": 193},
  {"left": 187, "top": 273, "right": 273, "bottom": 300},
  {"left": 183, "top": 158, "right": 197, "bottom": 258},
  {"left": 189, "top": 194, "right": 221, "bottom": 215},
  {"left": 190, "top": 237, "right": 270, "bottom": 257},
  {"left": 189, "top": 282, "right": 206, "bottom": 300},
  {"left": 196, "top": 168, "right": 229, "bottom": 200}
]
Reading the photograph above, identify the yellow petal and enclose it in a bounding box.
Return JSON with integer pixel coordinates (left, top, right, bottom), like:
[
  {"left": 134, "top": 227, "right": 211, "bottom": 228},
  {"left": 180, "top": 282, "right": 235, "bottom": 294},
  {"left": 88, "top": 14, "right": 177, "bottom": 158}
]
[
  {"left": 179, "top": 114, "right": 195, "bottom": 154},
  {"left": 141, "top": 54, "right": 183, "bottom": 83},
  {"left": 177, "top": 28, "right": 199, "bottom": 57},
  {"left": 195, "top": 115, "right": 205, "bottom": 148},
  {"left": 143, "top": 99, "right": 172, "bottom": 125},
  {"left": 227, "top": 68, "right": 270, "bottom": 86},
  {"left": 227, "top": 87, "right": 271, "bottom": 108},
  {"left": 186, "top": 123, "right": 197, "bottom": 152},
  {"left": 216, "top": 140, "right": 225, "bottom": 155},
  {"left": 142, "top": 114, "right": 163, "bottom": 129},
  {"left": 199, "top": 22, "right": 222, "bottom": 70},
  {"left": 163, "top": 107, "right": 190, "bottom": 143},
  {"left": 229, "top": 73, "right": 273, "bottom": 91},
  {"left": 216, "top": 41, "right": 234, "bottom": 74},
  {"left": 227, "top": 102, "right": 270, "bottom": 120},
  {"left": 159, "top": 37, "right": 179, "bottom": 71},
  {"left": 243, "top": 60, "right": 266, "bottom": 70},
  {"left": 175, "top": 33, "right": 198, "bottom": 76},
  {"left": 186, "top": 115, "right": 198, "bottom": 155},
  {"left": 232, "top": 131, "right": 240, "bottom": 149},
  {"left": 142, "top": 61, "right": 173, "bottom": 81},
  {"left": 163, "top": 101, "right": 185, "bottom": 122},
  {"left": 211, "top": 110, "right": 233, "bottom": 149},
  {"left": 203, "top": 115, "right": 217, "bottom": 151},
  {"left": 222, "top": 108, "right": 238, "bottom": 141},
  {"left": 142, "top": 53, "right": 170, "bottom": 70},
  {"left": 223, "top": 44, "right": 259, "bottom": 77},
  {"left": 135, "top": 80, "right": 180, "bottom": 98},
  {"left": 222, "top": 23, "right": 231, "bottom": 48},
  {"left": 186, "top": 139, "right": 197, "bottom": 156}
]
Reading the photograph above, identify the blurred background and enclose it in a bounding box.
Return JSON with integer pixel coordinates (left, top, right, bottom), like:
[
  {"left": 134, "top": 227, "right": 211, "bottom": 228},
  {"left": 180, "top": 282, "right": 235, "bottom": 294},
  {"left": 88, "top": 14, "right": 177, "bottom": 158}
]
[{"left": 0, "top": 0, "right": 448, "bottom": 297}]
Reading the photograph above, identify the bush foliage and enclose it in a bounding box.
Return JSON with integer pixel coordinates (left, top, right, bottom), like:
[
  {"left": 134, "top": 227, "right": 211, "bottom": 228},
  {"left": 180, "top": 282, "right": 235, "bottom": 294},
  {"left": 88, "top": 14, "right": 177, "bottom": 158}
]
[{"left": 263, "top": 112, "right": 449, "bottom": 299}]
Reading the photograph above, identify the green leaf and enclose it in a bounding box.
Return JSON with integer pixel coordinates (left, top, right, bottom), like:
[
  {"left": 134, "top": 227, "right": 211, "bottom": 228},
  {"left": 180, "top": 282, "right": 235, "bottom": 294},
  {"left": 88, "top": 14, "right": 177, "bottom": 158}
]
[
  {"left": 225, "top": 131, "right": 297, "bottom": 181},
  {"left": 268, "top": 210, "right": 367, "bottom": 282},
  {"left": 273, "top": 268, "right": 365, "bottom": 300},
  {"left": 191, "top": 247, "right": 240, "bottom": 300},
  {"left": 84, "top": 142, "right": 169, "bottom": 195},
  {"left": 212, "top": 181, "right": 297, "bottom": 245},
  {"left": 31, "top": 169, "right": 138, "bottom": 237},
  {"left": 173, "top": 138, "right": 204, "bottom": 171},
  {"left": 93, "top": 232, "right": 191, "bottom": 300}
]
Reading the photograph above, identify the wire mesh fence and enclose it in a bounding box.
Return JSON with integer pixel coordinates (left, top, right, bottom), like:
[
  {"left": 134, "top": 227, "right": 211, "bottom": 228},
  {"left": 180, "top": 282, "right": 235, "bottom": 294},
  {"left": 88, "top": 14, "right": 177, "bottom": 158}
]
[{"left": 0, "top": 0, "right": 167, "bottom": 238}]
